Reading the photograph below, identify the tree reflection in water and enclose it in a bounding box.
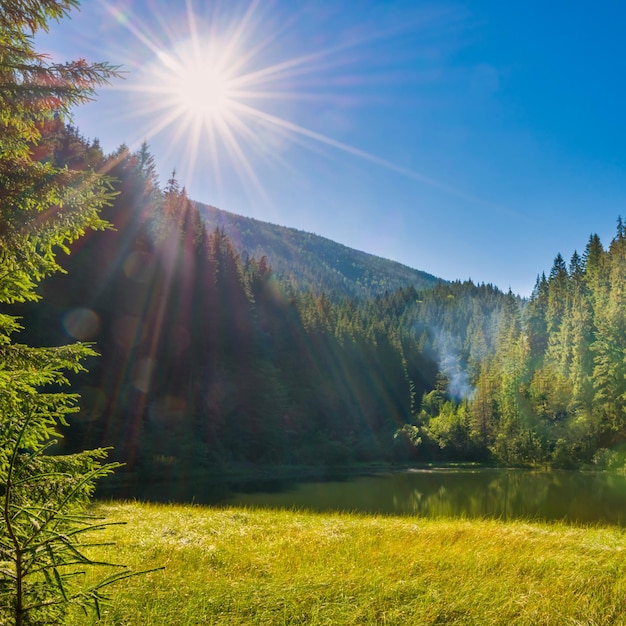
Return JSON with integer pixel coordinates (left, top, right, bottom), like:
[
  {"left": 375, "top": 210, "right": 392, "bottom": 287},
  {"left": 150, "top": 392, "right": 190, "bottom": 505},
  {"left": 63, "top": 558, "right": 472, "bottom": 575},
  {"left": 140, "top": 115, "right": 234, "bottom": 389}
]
[{"left": 100, "top": 469, "right": 626, "bottom": 525}]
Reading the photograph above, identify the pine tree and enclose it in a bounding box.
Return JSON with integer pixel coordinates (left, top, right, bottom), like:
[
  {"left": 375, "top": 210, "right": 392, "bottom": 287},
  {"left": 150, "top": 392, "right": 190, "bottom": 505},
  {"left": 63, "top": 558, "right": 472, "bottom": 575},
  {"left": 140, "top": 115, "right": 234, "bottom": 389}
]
[
  {"left": 592, "top": 225, "right": 626, "bottom": 443},
  {"left": 546, "top": 253, "right": 569, "bottom": 336},
  {"left": 525, "top": 273, "right": 549, "bottom": 363},
  {"left": 0, "top": 3, "right": 141, "bottom": 624},
  {"left": 582, "top": 234, "right": 606, "bottom": 306}
]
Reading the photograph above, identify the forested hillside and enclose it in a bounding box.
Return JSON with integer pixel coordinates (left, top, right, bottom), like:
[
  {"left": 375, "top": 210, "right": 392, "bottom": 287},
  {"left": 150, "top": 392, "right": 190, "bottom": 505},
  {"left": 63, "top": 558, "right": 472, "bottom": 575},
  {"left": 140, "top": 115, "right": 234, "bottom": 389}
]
[
  {"left": 199, "top": 203, "right": 441, "bottom": 299},
  {"left": 13, "top": 124, "right": 448, "bottom": 476},
  {"left": 13, "top": 121, "right": 626, "bottom": 476}
]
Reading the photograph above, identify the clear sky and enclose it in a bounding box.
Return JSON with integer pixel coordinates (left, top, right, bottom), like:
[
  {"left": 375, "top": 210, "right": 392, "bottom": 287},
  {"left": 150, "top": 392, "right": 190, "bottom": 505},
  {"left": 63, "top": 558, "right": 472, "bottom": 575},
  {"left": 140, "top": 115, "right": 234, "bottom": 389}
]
[{"left": 38, "top": 0, "right": 626, "bottom": 296}]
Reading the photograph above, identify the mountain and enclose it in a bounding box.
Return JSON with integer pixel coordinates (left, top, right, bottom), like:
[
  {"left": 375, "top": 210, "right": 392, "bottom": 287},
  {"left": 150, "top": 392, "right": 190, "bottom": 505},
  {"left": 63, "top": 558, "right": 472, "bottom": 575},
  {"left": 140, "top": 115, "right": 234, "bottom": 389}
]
[{"left": 198, "top": 203, "right": 442, "bottom": 299}]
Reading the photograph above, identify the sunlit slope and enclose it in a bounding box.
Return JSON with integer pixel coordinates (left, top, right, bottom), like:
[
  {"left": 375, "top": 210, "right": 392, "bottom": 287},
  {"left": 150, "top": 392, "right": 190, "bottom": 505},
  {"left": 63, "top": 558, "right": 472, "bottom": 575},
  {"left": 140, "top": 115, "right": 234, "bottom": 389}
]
[{"left": 198, "top": 203, "right": 442, "bottom": 299}]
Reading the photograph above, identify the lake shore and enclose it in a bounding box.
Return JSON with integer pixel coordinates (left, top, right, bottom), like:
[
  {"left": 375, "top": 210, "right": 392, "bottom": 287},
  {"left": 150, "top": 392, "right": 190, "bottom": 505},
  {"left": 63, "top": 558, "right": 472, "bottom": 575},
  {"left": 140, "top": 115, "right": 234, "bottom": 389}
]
[{"left": 74, "top": 501, "right": 626, "bottom": 625}]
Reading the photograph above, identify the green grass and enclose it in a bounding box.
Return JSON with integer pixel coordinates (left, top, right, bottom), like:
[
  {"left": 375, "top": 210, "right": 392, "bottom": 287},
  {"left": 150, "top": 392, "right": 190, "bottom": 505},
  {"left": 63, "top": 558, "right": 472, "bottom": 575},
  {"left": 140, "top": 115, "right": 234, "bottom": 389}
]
[{"left": 70, "top": 501, "right": 626, "bottom": 625}]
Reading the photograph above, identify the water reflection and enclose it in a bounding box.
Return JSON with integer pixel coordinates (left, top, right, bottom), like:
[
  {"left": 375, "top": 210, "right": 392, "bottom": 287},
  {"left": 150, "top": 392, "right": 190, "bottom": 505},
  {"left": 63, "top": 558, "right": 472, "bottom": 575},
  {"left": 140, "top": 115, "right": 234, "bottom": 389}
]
[{"left": 99, "top": 469, "right": 626, "bottom": 525}]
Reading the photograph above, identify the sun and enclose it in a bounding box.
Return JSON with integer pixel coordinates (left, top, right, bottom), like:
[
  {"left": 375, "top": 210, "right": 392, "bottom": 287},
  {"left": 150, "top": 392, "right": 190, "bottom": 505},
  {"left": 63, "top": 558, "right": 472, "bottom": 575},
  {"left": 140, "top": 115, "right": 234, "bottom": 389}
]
[
  {"left": 110, "top": 1, "right": 407, "bottom": 201},
  {"left": 107, "top": 1, "right": 465, "bottom": 208},
  {"left": 175, "top": 66, "right": 231, "bottom": 122},
  {"left": 154, "top": 40, "right": 236, "bottom": 129}
]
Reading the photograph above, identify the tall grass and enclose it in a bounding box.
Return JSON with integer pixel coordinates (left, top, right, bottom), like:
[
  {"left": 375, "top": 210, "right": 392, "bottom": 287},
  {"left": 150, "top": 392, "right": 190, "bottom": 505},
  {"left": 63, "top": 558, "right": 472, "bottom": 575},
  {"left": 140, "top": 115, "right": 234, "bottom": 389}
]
[{"left": 72, "top": 501, "right": 626, "bottom": 625}]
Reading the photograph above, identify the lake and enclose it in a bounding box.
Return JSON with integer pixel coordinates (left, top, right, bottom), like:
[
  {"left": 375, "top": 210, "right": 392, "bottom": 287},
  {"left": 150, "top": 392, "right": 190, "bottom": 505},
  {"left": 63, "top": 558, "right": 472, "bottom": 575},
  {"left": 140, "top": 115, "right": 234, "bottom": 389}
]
[{"left": 102, "top": 467, "right": 626, "bottom": 525}]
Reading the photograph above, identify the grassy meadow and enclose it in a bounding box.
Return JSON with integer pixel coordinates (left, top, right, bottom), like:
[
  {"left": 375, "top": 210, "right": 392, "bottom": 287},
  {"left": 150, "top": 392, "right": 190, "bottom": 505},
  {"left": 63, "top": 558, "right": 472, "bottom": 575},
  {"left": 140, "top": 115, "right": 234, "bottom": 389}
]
[{"left": 70, "top": 501, "right": 626, "bottom": 625}]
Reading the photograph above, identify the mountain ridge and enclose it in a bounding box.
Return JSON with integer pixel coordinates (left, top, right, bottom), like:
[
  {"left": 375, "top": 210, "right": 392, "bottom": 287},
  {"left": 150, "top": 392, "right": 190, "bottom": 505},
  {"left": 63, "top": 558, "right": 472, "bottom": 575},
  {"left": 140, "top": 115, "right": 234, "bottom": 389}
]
[{"left": 197, "top": 202, "right": 443, "bottom": 299}]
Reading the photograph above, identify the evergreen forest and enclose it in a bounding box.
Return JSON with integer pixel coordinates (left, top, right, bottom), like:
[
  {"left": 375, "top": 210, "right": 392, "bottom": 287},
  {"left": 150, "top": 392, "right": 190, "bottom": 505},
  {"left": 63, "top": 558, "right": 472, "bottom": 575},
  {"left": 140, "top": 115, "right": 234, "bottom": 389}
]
[
  {"left": 11, "top": 121, "right": 626, "bottom": 479},
  {"left": 197, "top": 203, "right": 441, "bottom": 299},
  {"left": 6, "top": 4, "right": 626, "bottom": 625}
]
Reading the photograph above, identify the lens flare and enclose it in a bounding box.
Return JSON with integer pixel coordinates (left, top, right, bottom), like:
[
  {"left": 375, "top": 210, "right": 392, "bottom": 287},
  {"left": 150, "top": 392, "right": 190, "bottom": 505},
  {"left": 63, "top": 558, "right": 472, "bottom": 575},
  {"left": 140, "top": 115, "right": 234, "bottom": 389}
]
[{"left": 62, "top": 307, "right": 101, "bottom": 340}]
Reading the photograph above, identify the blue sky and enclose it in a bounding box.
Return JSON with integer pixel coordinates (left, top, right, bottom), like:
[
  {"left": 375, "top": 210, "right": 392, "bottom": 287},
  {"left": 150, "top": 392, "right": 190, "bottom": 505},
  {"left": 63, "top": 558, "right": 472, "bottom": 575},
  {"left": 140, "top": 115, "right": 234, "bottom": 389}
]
[{"left": 39, "top": 0, "right": 626, "bottom": 296}]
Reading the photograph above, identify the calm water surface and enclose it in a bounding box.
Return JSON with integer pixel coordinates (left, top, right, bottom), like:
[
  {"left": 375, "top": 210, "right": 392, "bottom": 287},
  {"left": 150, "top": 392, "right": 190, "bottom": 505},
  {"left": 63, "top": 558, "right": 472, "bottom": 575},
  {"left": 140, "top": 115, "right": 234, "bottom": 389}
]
[{"left": 102, "top": 468, "right": 626, "bottom": 524}]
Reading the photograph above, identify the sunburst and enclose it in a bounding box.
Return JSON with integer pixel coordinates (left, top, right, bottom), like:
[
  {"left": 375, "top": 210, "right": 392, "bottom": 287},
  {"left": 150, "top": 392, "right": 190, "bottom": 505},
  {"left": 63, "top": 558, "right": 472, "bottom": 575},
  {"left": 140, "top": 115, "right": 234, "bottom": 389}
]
[
  {"left": 105, "top": 0, "right": 346, "bottom": 201},
  {"left": 155, "top": 42, "right": 235, "bottom": 127},
  {"left": 101, "top": 0, "right": 493, "bottom": 212}
]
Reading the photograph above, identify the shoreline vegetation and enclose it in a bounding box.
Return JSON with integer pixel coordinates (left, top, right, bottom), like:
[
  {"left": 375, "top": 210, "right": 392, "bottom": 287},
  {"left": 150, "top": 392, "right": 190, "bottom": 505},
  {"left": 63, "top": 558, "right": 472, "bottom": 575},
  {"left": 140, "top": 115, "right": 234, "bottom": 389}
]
[{"left": 74, "top": 501, "right": 626, "bottom": 625}]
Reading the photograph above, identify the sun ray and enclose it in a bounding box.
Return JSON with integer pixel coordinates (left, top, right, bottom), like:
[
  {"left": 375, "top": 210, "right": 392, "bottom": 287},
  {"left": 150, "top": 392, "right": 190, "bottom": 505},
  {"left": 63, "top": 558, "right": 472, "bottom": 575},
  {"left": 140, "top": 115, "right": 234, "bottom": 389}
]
[
  {"left": 214, "top": 0, "right": 261, "bottom": 75},
  {"left": 228, "top": 44, "right": 360, "bottom": 90},
  {"left": 178, "top": 118, "right": 202, "bottom": 189},
  {"left": 230, "top": 100, "right": 516, "bottom": 215},
  {"left": 217, "top": 111, "right": 271, "bottom": 205},
  {"left": 222, "top": 110, "right": 297, "bottom": 177},
  {"left": 95, "top": 0, "right": 514, "bottom": 218},
  {"left": 203, "top": 120, "right": 225, "bottom": 201},
  {"left": 98, "top": 0, "right": 166, "bottom": 62}
]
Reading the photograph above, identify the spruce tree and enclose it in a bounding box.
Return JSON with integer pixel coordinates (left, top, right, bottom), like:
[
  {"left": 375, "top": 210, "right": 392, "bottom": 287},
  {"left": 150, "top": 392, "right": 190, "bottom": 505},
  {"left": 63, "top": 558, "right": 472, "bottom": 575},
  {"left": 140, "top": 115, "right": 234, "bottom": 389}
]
[{"left": 0, "top": 2, "right": 141, "bottom": 624}]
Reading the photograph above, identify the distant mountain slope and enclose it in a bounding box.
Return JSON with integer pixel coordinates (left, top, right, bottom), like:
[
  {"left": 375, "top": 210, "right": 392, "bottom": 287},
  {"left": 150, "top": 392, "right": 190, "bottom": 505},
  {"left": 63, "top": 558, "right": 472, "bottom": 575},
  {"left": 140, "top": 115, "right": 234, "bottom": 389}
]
[{"left": 198, "top": 203, "right": 442, "bottom": 299}]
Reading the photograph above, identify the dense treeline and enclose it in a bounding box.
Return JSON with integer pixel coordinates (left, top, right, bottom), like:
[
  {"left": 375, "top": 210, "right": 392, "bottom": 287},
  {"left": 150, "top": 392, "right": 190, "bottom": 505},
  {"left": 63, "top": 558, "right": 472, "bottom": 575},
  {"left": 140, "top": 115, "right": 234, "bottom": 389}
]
[
  {"left": 16, "top": 121, "right": 626, "bottom": 475},
  {"left": 15, "top": 124, "right": 445, "bottom": 476},
  {"left": 414, "top": 226, "right": 626, "bottom": 469}
]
